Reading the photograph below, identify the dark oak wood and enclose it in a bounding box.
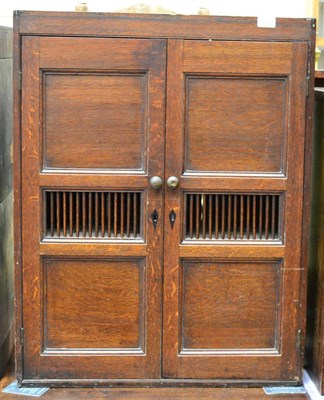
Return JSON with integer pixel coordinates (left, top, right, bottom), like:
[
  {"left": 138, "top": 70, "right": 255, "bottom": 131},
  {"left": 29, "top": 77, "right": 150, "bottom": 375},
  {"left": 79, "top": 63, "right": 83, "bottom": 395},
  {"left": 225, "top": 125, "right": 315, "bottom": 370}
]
[
  {"left": 185, "top": 76, "right": 286, "bottom": 174},
  {"left": 43, "top": 258, "right": 144, "bottom": 350},
  {"left": 180, "top": 261, "right": 280, "bottom": 350},
  {"left": 16, "top": 11, "right": 315, "bottom": 41},
  {"left": 14, "top": 11, "right": 314, "bottom": 386},
  {"left": 163, "top": 37, "right": 310, "bottom": 381},
  {"left": 18, "top": 31, "right": 166, "bottom": 381}
]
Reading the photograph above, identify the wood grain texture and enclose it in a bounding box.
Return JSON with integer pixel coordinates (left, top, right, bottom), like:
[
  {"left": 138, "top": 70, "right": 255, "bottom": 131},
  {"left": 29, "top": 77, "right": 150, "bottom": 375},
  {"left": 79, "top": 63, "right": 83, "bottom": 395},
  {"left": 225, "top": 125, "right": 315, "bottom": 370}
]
[
  {"left": 185, "top": 77, "right": 286, "bottom": 174},
  {"left": 180, "top": 261, "right": 280, "bottom": 351},
  {"left": 18, "top": 35, "right": 166, "bottom": 381},
  {"left": 44, "top": 258, "right": 144, "bottom": 350},
  {"left": 17, "top": 11, "right": 315, "bottom": 41},
  {"left": 182, "top": 40, "right": 293, "bottom": 75},
  {"left": 163, "top": 37, "right": 311, "bottom": 381},
  {"left": 43, "top": 73, "right": 146, "bottom": 171}
]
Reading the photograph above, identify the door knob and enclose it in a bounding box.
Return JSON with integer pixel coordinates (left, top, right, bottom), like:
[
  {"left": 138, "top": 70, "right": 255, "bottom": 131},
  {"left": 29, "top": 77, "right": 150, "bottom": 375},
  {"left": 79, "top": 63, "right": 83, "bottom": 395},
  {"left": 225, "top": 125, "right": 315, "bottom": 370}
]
[
  {"left": 166, "top": 176, "right": 179, "bottom": 189},
  {"left": 149, "top": 176, "right": 163, "bottom": 189}
]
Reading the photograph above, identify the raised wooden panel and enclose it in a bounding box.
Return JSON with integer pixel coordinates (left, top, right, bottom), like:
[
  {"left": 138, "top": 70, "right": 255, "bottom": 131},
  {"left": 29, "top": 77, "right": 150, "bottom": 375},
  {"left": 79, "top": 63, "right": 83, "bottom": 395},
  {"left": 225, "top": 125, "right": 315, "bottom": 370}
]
[
  {"left": 43, "top": 258, "right": 145, "bottom": 352},
  {"left": 184, "top": 77, "right": 287, "bottom": 175},
  {"left": 184, "top": 193, "right": 282, "bottom": 242},
  {"left": 43, "top": 73, "right": 146, "bottom": 171},
  {"left": 180, "top": 260, "right": 281, "bottom": 352},
  {"left": 44, "top": 191, "right": 143, "bottom": 240},
  {"left": 182, "top": 41, "right": 293, "bottom": 75}
]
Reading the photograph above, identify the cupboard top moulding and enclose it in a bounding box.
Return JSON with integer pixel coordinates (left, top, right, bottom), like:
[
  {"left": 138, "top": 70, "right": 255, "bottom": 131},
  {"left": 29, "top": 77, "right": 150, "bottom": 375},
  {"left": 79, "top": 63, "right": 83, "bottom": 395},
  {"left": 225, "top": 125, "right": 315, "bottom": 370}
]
[{"left": 14, "top": 11, "right": 316, "bottom": 41}]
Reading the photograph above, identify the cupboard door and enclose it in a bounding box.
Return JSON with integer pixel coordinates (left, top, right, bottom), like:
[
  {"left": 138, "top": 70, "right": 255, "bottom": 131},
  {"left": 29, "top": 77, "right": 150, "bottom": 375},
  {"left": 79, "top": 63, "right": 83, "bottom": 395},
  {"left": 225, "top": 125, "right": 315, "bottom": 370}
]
[
  {"left": 21, "top": 36, "right": 166, "bottom": 381},
  {"left": 163, "top": 40, "right": 309, "bottom": 380}
]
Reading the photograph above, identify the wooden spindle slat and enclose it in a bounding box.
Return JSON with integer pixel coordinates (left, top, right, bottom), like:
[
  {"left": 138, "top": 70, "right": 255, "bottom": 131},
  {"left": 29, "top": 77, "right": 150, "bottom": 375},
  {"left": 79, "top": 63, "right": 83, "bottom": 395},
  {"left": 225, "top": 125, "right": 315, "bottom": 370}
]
[
  {"left": 121, "top": 192, "right": 124, "bottom": 238},
  {"left": 50, "top": 192, "right": 54, "bottom": 237},
  {"left": 247, "top": 195, "right": 250, "bottom": 239},
  {"left": 82, "top": 192, "right": 86, "bottom": 237},
  {"left": 133, "top": 193, "right": 137, "bottom": 237},
  {"left": 265, "top": 195, "right": 269, "bottom": 239},
  {"left": 56, "top": 192, "right": 60, "bottom": 237},
  {"left": 107, "top": 192, "right": 111, "bottom": 237},
  {"left": 215, "top": 195, "right": 219, "bottom": 239},
  {"left": 114, "top": 192, "right": 118, "bottom": 238},
  {"left": 253, "top": 195, "right": 256, "bottom": 239},
  {"left": 221, "top": 194, "right": 225, "bottom": 239},
  {"left": 233, "top": 195, "right": 237, "bottom": 239},
  {"left": 76, "top": 192, "right": 80, "bottom": 237},
  {"left": 240, "top": 194, "right": 244, "bottom": 239},
  {"left": 208, "top": 195, "right": 212, "bottom": 239},
  {"left": 196, "top": 194, "right": 200, "bottom": 239},
  {"left": 63, "top": 192, "right": 67, "bottom": 237},
  {"left": 127, "top": 192, "right": 131, "bottom": 238},
  {"left": 202, "top": 194, "right": 206, "bottom": 239},
  {"left": 189, "top": 194, "right": 193, "bottom": 239},
  {"left": 69, "top": 192, "right": 73, "bottom": 237},
  {"left": 101, "top": 192, "right": 105, "bottom": 237},
  {"left": 88, "top": 192, "right": 92, "bottom": 237},
  {"left": 272, "top": 195, "right": 276, "bottom": 239},
  {"left": 259, "top": 195, "right": 263, "bottom": 239},
  {"left": 228, "top": 194, "right": 232, "bottom": 239},
  {"left": 95, "top": 192, "right": 99, "bottom": 237}
]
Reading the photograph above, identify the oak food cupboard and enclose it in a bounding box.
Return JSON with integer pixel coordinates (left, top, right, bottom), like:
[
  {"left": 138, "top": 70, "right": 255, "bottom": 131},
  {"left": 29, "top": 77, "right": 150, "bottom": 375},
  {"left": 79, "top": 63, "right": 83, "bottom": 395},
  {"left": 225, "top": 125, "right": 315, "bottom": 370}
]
[{"left": 14, "top": 11, "right": 315, "bottom": 387}]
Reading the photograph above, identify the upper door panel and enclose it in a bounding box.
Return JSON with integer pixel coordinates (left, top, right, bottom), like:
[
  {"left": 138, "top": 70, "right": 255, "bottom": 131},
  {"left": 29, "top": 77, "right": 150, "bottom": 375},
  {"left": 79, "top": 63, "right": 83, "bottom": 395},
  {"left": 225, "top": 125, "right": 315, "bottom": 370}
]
[
  {"left": 182, "top": 41, "right": 294, "bottom": 177},
  {"left": 39, "top": 37, "right": 163, "bottom": 174}
]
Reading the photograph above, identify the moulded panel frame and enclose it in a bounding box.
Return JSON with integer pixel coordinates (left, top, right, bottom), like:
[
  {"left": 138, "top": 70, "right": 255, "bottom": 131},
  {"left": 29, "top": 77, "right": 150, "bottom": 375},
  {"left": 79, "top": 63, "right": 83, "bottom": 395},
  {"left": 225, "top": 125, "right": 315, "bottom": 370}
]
[
  {"left": 40, "top": 256, "right": 147, "bottom": 355},
  {"left": 182, "top": 73, "right": 290, "bottom": 178},
  {"left": 178, "top": 258, "right": 284, "bottom": 355},
  {"left": 40, "top": 69, "right": 149, "bottom": 174}
]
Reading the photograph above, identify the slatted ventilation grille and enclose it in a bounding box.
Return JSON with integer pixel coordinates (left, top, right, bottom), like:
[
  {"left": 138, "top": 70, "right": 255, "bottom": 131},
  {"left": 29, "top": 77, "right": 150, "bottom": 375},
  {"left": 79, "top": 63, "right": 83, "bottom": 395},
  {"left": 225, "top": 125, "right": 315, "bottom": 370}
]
[
  {"left": 185, "top": 193, "right": 281, "bottom": 241},
  {"left": 45, "top": 191, "right": 142, "bottom": 239}
]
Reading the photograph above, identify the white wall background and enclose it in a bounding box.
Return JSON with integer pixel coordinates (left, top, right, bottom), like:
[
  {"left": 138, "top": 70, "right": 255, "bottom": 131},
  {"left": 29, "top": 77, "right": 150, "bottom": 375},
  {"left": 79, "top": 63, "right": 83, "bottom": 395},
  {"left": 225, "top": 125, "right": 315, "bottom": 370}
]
[{"left": 0, "top": 0, "right": 316, "bottom": 27}]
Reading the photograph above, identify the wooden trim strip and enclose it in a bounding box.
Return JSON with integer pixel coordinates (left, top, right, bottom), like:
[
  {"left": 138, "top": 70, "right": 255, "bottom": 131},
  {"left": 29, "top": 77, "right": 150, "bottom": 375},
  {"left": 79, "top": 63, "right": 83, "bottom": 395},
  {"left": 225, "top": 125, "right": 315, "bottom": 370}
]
[
  {"left": 40, "top": 242, "right": 146, "bottom": 257},
  {"left": 17, "top": 11, "right": 315, "bottom": 42}
]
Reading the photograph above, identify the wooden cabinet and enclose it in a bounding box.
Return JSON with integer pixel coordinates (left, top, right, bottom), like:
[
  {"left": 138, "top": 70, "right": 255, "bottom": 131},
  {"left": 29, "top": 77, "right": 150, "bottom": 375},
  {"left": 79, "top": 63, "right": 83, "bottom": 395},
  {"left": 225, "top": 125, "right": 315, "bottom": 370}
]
[{"left": 14, "top": 11, "right": 315, "bottom": 386}]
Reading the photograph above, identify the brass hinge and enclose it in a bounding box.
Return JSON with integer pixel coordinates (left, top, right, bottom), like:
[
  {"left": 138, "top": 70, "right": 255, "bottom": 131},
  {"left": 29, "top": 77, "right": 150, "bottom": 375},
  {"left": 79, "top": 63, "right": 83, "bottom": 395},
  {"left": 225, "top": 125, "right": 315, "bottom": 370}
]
[
  {"left": 306, "top": 75, "right": 310, "bottom": 97},
  {"left": 20, "top": 327, "right": 24, "bottom": 347},
  {"left": 18, "top": 71, "right": 22, "bottom": 91}
]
